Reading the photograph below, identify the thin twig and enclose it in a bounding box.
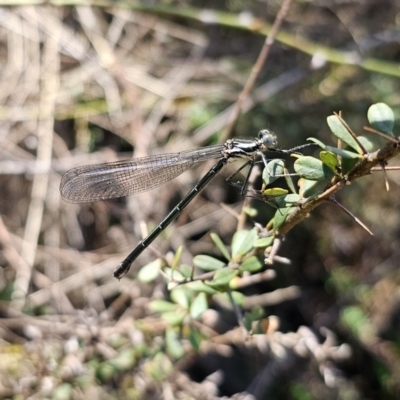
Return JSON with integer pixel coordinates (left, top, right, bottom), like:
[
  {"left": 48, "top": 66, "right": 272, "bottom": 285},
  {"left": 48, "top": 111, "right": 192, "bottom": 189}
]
[
  {"left": 363, "top": 126, "right": 397, "bottom": 143},
  {"left": 221, "top": 0, "right": 294, "bottom": 143},
  {"left": 328, "top": 196, "right": 374, "bottom": 236}
]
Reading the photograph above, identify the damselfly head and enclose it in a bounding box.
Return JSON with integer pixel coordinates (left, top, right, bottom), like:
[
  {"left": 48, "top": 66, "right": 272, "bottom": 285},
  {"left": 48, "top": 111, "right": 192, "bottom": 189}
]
[{"left": 258, "top": 129, "right": 278, "bottom": 149}]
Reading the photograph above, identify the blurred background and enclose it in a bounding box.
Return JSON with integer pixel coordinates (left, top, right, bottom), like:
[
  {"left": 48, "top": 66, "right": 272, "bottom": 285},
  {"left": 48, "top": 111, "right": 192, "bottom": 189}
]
[{"left": 0, "top": 1, "right": 400, "bottom": 399}]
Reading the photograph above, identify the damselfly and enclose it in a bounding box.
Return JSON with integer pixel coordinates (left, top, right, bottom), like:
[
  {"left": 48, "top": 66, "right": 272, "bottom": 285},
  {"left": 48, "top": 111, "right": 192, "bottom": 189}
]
[{"left": 60, "top": 130, "right": 283, "bottom": 279}]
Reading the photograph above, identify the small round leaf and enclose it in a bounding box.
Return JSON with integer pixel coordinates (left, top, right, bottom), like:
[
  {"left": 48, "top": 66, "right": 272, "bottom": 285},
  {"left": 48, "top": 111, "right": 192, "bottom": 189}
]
[
  {"left": 367, "top": 103, "right": 394, "bottom": 135},
  {"left": 262, "top": 159, "right": 285, "bottom": 185},
  {"left": 231, "top": 229, "right": 258, "bottom": 258},
  {"left": 294, "top": 156, "right": 334, "bottom": 181}
]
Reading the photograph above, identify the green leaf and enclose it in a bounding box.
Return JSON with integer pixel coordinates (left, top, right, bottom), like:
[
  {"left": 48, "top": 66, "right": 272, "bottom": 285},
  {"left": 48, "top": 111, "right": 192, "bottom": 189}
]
[
  {"left": 193, "top": 255, "right": 226, "bottom": 271},
  {"left": 324, "top": 145, "right": 362, "bottom": 159},
  {"left": 269, "top": 193, "right": 301, "bottom": 209},
  {"left": 160, "top": 310, "right": 186, "bottom": 326},
  {"left": 239, "top": 256, "right": 263, "bottom": 272},
  {"left": 231, "top": 229, "right": 258, "bottom": 258},
  {"left": 341, "top": 306, "right": 375, "bottom": 341},
  {"left": 215, "top": 290, "right": 245, "bottom": 306},
  {"left": 294, "top": 156, "right": 335, "bottom": 181},
  {"left": 298, "top": 178, "right": 321, "bottom": 198},
  {"left": 262, "top": 159, "right": 285, "bottom": 185},
  {"left": 320, "top": 151, "right": 340, "bottom": 173},
  {"left": 177, "top": 263, "right": 193, "bottom": 278},
  {"left": 273, "top": 206, "right": 295, "bottom": 230},
  {"left": 205, "top": 269, "right": 239, "bottom": 290},
  {"left": 188, "top": 326, "right": 204, "bottom": 351},
  {"left": 284, "top": 169, "right": 297, "bottom": 194},
  {"left": 243, "top": 205, "right": 258, "bottom": 217},
  {"left": 327, "top": 115, "right": 363, "bottom": 154},
  {"left": 263, "top": 187, "right": 288, "bottom": 196},
  {"left": 307, "top": 137, "right": 326, "bottom": 148},
  {"left": 253, "top": 236, "right": 274, "bottom": 248},
  {"left": 162, "top": 267, "right": 185, "bottom": 281},
  {"left": 170, "top": 287, "right": 191, "bottom": 309},
  {"left": 149, "top": 300, "right": 179, "bottom": 313},
  {"left": 138, "top": 259, "right": 162, "bottom": 283},
  {"left": 341, "top": 136, "right": 375, "bottom": 174},
  {"left": 357, "top": 136, "right": 374, "bottom": 152},
  {"left": 171, "top": 246, "right": 183, "bottom": 270},
  {"left": 165, "top": 328, "right": 185, "bottom": 359},
  {"left": 190, "top": 292, "right": 208, "bottom": 319},
  {"left": 367, "top": 102, "right": 394, "bottom": 135},
  {"left": 184, "top": 280, "right": 219, "bottom": 295},
  {"left": 243, "top": 307, "right": 264, "bottom": 332},
  {"left": 210, "top": 233, "right": 231, "bottom": 261}
]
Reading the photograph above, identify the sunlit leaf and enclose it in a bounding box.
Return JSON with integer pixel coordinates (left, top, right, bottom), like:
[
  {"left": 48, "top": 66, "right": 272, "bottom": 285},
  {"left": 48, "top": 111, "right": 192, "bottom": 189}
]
[
  {"left": 327, "top": 115, "right": 363, "bottom": 154},
  {"left": 210, "top": 233, "right": 231, "bottom": 261},
  {"left": 205, "top": 269, "right": 239, "bottom": 290},
  {"left": 253, "top": 236, "right": 274, "bottom": 248},
  {"left": 284, "top": 168, "right": 297, "bottom": 194},
  {"left": 342, "top": 136, "right": 375, "bottom": 173},
  {"left": 307, "top": 137, "right": 326, "bottom": 148},
  {"left": 190, "top": 292, "right": 208, "bottom": 319},
  {"left": 149, "top": 300, "right": 179, "bottom": 313},
  {"left": 324, "top": 145, "right": 362, "bottom": 159},
  {"left": 184, "top": 280, "right": 219, "bottom": 295},
  {"left": 215, "top": 290, "right": 245, "bottom": 306},
  {"left": 162, "top": 267, "right": 185, "bottom": 281},
  {"left": 367, "top": 102, "right": 394, "bottom": 135},
  {"left": 298, "top": 178, "right": 325, "bottom": 198},
  {"left": 273, "top": 206, "right": 295, "bottom": 230},
  {"left": 178, "top": 264, "right": 193, "bottom": 278},
  {"left": 294, "top": 156, "right": 334, "bottom": 181},
  {"left": 320, "top": 151, "right": 340, "bottom": 173},
  {"left": 165, "top": 328, "right": 184, "bottom": 359},
  {"left": 231, "top": 229, "right": 258, "bottom": 258},
  {"left": 243, "top": 205, "right": 258, "bottom": 217},
  {"left": 263, "top": 187, "right": 288, "bottom": 196},
  {"left": 170, "top": 287, "right": 191, "bottom": 309},
  {"left": 239, "top": 256, "right": 263, "bottom": 272},
  {"left": 357, "top": 136, "right": 374, "bottom": 152},
  {"left": 193, "top": 255, "right": 226, "bottom": 271},
  {"left": 303, "top": 141, "right": 361, "bottom": 161},
  {"left": 171, "top": 246, "right": 183, "bottom": 270},
  {"left": 138, "top": 259, "right": 162, "bottom": 283},
  {"left": 262, "top": 159, "right": 285, "bottom": 185},
  {"left": 270, "top": 194, "right": 301, "bottom": 208},
  {"left": 160, "top": 310, "right": 186, "bottom": 326},
  {"left": 188, "top": 326, "right": 204, "bottom": 351}
]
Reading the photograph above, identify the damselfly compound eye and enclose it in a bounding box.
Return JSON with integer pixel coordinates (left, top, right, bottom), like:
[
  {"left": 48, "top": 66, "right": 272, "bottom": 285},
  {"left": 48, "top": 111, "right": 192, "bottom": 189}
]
[{"left": 258, "top": 129, "right": 278, "bottom": 149}]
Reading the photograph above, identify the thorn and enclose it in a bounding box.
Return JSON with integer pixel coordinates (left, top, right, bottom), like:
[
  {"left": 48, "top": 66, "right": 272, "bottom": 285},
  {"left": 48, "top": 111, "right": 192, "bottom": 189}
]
[
  {"left": 363, "top": 126, "right": 398, "bottom": 143},
  {"left": 329, "top": 196, "right": 374, "bottom": 236},
  {"left": 380, "top": 162, "right": 390, "bottom": 192}
]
